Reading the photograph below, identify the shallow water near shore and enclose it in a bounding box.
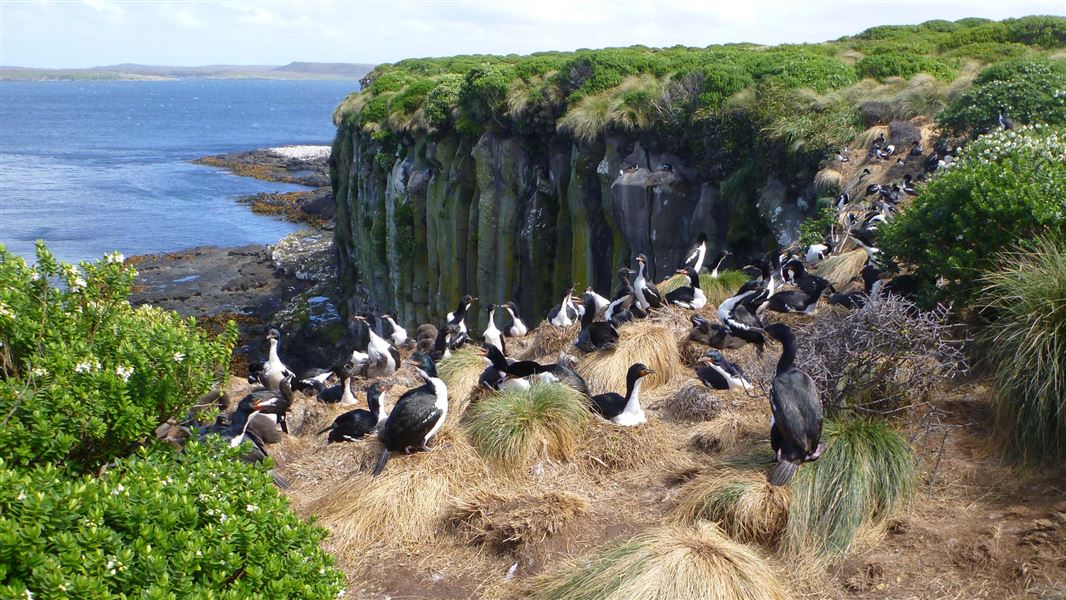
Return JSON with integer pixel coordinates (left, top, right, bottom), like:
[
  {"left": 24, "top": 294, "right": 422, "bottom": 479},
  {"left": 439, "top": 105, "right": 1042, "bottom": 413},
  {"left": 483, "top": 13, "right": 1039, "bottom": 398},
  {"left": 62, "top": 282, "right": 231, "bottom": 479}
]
[{"left": 0, "top": 79, "right": 355, "bottom": 263}]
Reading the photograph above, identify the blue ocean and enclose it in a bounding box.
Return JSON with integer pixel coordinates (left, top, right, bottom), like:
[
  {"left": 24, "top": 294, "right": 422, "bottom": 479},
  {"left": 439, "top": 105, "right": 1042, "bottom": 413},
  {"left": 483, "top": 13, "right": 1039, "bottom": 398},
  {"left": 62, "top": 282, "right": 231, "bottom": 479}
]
[{"left": 0, "top": 79, "right": 356, "bottom": 264}]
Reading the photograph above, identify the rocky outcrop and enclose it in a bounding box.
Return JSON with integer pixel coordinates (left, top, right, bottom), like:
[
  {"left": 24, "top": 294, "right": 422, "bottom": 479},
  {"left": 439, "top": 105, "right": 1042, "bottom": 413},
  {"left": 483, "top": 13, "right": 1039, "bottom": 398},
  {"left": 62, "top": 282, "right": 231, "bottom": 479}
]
[{"left": 333, "top": 129, "right": 809, "bottom": 330}]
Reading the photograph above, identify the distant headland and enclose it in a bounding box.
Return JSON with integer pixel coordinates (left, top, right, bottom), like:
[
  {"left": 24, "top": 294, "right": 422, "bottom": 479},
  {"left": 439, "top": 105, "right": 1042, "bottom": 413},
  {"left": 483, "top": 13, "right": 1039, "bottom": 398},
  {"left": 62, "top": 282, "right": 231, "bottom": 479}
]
[{"left": 0, "top": 61, "right": 375, "bottom": 81}]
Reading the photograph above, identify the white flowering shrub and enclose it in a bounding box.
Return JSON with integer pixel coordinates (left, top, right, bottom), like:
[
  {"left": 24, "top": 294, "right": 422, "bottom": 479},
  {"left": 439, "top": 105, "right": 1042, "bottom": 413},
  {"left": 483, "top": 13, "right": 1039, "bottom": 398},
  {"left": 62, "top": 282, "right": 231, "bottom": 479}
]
[
  {"left": 0, "top": 439, "right": 344, "bottom": 598},
  {"left": 881, "top": 125, "right": 1066, "bottom": 304},
  {"left": 0, "top": 242, "right": 237, "bottom": 472},
  {"left": 939, "top": 58, "right": 1066, "bottom": 133}
]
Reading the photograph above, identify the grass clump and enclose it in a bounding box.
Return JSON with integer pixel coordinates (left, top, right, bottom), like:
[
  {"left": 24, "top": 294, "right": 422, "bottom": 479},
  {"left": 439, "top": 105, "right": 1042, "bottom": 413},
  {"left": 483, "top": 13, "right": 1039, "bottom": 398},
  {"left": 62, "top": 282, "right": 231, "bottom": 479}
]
[
  {"left": 531, "top": 522, "right": 786, "bottom": 600},
  {"left": 449, "top": 490, "right": 589, "bottom": 554},
  {"left": 579, "top": 320, "right": 681, "bottom": 394},
  {"left": 981, "top": 235, "right": 1066, "bottom": 465},
  {"left": 782, "top": 419, "right": 915, "bottom": 561},
  {"left": 464, "top": 382, "right": 589, "bottom": 471},
  {"left": 672, "top": 469, "right": 791, "bottom": 546},
  {"left": 436, "top": 345, "right": 488, "bottom": 416}
]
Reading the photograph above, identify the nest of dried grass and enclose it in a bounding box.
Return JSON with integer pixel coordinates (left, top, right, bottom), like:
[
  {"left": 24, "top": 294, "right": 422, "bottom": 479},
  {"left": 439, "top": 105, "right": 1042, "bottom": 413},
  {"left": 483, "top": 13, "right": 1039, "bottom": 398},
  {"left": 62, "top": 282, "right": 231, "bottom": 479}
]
[
  {"left": 297, "top": 426, "right": 491, "bottom": 559},
  {"left": 521, "top": 322, "right": 579, "bottom": 361},
  {"left": 578, "top": 320, "right": 681, "bottom": 395},
  {"left": 530, "top": 521, "right": 786, "bottom": 600},
  {"left": 663, "top": 380, "right": 726, "bottom": 421},
  {"left": 448, "top": 490, "right": 590, "bottom": 554},
  {"left": 579, "top": 417, "right": 682, "bottom": 473},
  {"left": 672, "top": 469, "right": 792, "bottom": 546},
  {"left": 690, "top": 413, "right": 766, "bottom": 456}
]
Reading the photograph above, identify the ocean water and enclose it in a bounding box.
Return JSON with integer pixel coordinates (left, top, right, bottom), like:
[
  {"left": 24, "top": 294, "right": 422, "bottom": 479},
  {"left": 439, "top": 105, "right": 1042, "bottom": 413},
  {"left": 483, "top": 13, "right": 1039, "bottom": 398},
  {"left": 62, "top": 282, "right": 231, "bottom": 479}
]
[{"left": 0, "top": 79, "right": 357, "bottom": 264}]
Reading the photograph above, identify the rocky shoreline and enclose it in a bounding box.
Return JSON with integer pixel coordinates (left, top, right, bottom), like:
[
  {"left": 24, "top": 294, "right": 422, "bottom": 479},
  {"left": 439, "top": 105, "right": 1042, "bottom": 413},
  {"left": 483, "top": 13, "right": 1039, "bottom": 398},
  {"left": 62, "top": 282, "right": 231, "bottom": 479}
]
[
  {"left": 130, "top": 146, "right": 348, "bottom": 376},
  {"left": 194, "top": 146, "right": 335, "bottom": 227}
]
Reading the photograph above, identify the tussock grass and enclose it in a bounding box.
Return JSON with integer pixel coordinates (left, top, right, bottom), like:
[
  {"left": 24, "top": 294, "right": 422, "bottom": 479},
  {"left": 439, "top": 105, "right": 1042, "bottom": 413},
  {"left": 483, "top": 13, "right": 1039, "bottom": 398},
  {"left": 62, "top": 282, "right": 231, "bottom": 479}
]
[
  {"left": 521, "top": 322, "right": 579, "bottom": 360},
  {"left": 578, "top": 320, "right": 681, "bottom": 394},
  {"left": 813, "top": 249, "right": 868, "bottom": 289},
  {"left": 672, "top": 469, "right": 791, "bottom": 546},
  {"left": 558, "top": 74, "right": 663, "bottom": 143},
  {"left": 853, "top": 125, "right": 890, "bottom": 151},
  {"left": 659, "top": 270, "right": 748, "bottom": 305},
  {"left": 530, "top": 522, "right": 786, "bottom": 600},
  {"left": 437, "top": 345, "right": 488, "bottom": 417},
  {"left": 464, "top": 382, "right": 590, "bottom": 472},
  {"left": 301, "top": 426, "right": 489, "bottom": 558},
  {"left": 782, "top": 419, "right": 915, "bottom": 562},
  {"left": 982, "top": 235, "right": 1066, "bottom": 465},
  {"left": 449, "top": 490, "right": 589, "bottom": 553},
  {"left": 814, "top": 167, "right": 845, "bottom": 195}
]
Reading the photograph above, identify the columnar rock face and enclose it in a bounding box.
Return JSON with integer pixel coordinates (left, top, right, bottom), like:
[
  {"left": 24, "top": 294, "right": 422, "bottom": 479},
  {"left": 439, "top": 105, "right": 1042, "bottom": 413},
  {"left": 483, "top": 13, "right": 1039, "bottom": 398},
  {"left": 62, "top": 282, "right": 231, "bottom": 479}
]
[{"left": 333, "top": 127, "right": 801, "bottom": 331}]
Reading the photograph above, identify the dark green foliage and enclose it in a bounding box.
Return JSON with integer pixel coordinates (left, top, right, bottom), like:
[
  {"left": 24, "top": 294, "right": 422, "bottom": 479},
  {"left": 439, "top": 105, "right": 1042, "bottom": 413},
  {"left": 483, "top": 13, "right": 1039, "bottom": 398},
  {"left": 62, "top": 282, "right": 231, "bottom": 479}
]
[
  {"left": 856, "top": 52, "right": 957, "bottom": 82},
  {"left": 0, "top": 244, "right": 236, "bottom": 473},
  {"left": 798, "top": 206, "right": 837, "bottom": 247},
  {"left": 982, "top": 235, "right": 1066, "bottom": 465},
  {"left": 0, "top": 440, "right": 344, "bottom": 599},
  {"left": 939, "top": 58, "right": 1066, "bottom": 133},
  {"left": 880, "top": 125, "right": 1066, "bottom": 305}
]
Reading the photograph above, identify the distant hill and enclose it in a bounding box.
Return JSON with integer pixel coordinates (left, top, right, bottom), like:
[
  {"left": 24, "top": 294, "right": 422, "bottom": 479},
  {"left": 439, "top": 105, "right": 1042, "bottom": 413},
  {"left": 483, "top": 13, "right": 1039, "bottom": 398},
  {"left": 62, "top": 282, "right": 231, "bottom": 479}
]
[{"left": 0, "top": 62, "right": 375, "bottom": 81}]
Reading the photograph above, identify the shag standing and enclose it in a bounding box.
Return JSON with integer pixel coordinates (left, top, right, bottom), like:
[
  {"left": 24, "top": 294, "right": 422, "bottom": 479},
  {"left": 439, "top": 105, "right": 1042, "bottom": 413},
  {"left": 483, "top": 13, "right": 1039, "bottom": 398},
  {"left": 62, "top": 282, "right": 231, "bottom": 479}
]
[
  {"left": 446, "top": 295, "right": 477, "bottom": 340},
  {"left": 679, "top": 233, "right": 708, "bottom": 273},
  {"left": 382, "top": 314, "right": 408, "bottom": 347},
  {"left": 764, "top": 323, "right": 823, "bottom": 486},
  {"left": 548, "top": 284, "right": 581, "bottom": 328},
  {"left": 483, "top": 304, "right": 505, "bottom": 354},
  {"left": 373, "top": 352, "right": 449, "bottom": 476},
  {"left": 502, "top": 302, "right": 528, "bottom": 337},
  {"left": 633, "top": 254, "right": 663, "bottom": 311},
  {"left": 252, "top": 329, "right": 294, "bottom": 392}
]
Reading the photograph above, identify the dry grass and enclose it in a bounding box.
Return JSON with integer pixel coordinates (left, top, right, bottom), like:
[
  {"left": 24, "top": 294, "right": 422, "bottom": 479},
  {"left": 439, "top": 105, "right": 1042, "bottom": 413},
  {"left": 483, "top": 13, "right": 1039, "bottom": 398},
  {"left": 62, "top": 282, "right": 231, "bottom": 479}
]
[
  {"left": 853, "top": 125, "right": 889, "bottom": 152},
  {"left": 578, "top": 320, "right": 681, "bottom": 395},
  {"left": 297, "top": 426, "right": 491, "bottom": 559},
  {"left": 663, "top": 380, "right": 726, "bottom": 421},
  {"left": 672, "top": 469, "right": 792, "bottom": 546},
  {"left": 530, "top": 521, "right": 786, "bottom": 600},
  {"left": 448, "top": 490, "right": 590, "bottom": 554},
  {"left": 814, "top": 167, "right": 845, "bottom": 195},
  {"left": 437, "top": 345, "right": 488, "bottom": 417},
  {"left": 579, "top": 417, "right": 682, "bottom": 473},
  {"left": 690, "top": 413, "right": 766, "bottom": 456},
  {"left": 464, "top": 382, "right": 590, "bottom": 472},
  {"left": 814, "top": 249, "right": 868, "bottom": 290},
  {"left": 521, "top": 322, "right": 579, "bottom": 361}
]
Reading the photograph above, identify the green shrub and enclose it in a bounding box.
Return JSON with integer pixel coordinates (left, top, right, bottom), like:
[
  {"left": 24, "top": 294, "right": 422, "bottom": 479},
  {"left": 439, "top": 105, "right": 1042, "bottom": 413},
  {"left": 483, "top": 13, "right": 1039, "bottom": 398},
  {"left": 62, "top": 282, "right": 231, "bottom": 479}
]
[
  {"left": 798, "top": 206, "right": 837, "bottom": 247},
  {"left": 0, "top": 439, "right": 344, "bottom": 599},
  {"left": 938, "top": 59, "right": 1066, "bottom": 133},
  {"left": 981, "top": 235, "right": 1066, "bottom": 465},
  {"left": 783, "top": 419, "right": 914, "bottom": 560},
  {"left": 880, "top": 125, "right": 1066, "bottom": 304},
  {"left": 0, "top": 244, "right": 236, "bottom": 473},
  {"left": 856, "top": 52, "right": 957, "bottom": 82}
]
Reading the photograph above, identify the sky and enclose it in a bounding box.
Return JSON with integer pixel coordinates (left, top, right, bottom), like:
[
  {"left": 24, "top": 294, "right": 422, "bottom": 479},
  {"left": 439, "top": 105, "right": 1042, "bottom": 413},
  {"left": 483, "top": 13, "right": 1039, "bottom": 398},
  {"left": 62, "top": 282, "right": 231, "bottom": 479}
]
[{"left": 1, "top": 1, "right": 1063, "bottom": 69}]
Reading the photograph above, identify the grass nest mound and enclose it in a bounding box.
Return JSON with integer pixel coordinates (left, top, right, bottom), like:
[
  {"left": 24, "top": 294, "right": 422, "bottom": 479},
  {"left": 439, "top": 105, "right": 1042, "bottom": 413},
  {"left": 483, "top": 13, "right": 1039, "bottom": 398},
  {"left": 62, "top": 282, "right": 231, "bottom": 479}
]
[
  {"left": 464, "top": 382, "right": 590, "bottom": 472},
  {"left": 437, "top": 345, "right": 488, "bottom": 417},
  {"left": 814, "top": 249, "right": 868, "bottom": 290},
  {"left": 448, "top": 490, "right": 590, "bottom": 554},
  {"left": 579, "top": 320, "right": 681, "bottom": 394},
  {"left": 672, "top": 469, "right": 792, "bottom": 546},
  {"left": 664, "top": 380, "right": 726, "bottom": 421},
  {"left": 530, "top": 522, "right": 786, "bottom": 600},
  {"left": 298, "top": 426, "right": 490, "bottom": 559},
  {"left": 521, "top": 322, "right": 579, "bottom": 360},
  {"left": 783, "top": 418, "right": 915, "bottom": 562},
  {"left": 579, "top": 417, "right": 682, "bottom": 473},
  {"left": 690, "top": 413, "right": 766, "bottom": 456}
]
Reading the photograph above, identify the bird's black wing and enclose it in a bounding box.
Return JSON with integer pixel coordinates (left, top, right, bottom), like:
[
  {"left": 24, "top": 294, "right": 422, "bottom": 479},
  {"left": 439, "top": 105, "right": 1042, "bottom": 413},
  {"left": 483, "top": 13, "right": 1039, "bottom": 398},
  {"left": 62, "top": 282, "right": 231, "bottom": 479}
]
[
  {"left": 770, "top": 371, "right": 822, "bottom": 459},
  {"left": 666, "top": 286, "right": 695, "bottom": 304},
  {"left": 590, "top": 392, "right": 626, "bottom": 418}
]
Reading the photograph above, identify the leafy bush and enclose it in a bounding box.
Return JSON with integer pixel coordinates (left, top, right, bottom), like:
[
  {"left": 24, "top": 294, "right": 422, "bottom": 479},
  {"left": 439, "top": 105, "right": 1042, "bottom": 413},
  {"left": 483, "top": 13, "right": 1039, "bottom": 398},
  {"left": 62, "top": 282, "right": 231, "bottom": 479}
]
[
  {"left": 0, "top": 440, "right": 344, "bottom": 599},
  {"left": 938, "top": 59, "right": 1066, "bottom": 133},
  {"left": 798, "top": 206, "right": 837, "bottom": 247},
  {"left": 856, "top": 52, "right": 957, "bottom": 82},
  {"left": 0, "top": 244, "right": 236, "bottom": 473},
  {"left": 880, "top": 125, "right": 1066, "bottom": 304},
  {"left": 981, "top": 235, "right": 1066, "bottom": 465}
]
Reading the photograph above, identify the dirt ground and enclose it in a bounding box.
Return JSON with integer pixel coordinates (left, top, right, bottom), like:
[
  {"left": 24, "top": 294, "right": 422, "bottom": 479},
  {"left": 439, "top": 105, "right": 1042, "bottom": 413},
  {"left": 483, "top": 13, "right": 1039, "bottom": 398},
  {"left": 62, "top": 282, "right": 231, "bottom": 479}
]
[{"left": 227, "top": 306, "right": 1066, "bottom": 600}]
